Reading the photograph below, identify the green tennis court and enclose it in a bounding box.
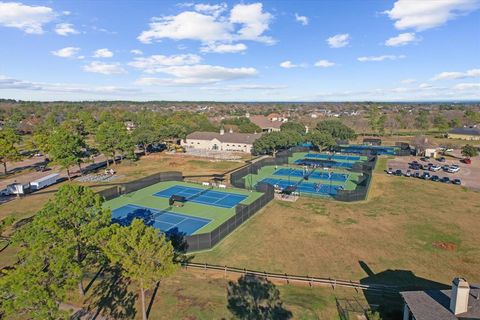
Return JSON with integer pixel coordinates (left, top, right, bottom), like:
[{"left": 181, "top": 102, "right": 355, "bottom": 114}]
[{"left": 104, "top": 180, "right": 263, "bottom": 235}]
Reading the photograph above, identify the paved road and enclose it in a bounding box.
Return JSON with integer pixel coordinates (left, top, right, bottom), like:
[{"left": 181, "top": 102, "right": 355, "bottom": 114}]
[{"left": 0, "top": 154, "right": 109, "bottom": 190}]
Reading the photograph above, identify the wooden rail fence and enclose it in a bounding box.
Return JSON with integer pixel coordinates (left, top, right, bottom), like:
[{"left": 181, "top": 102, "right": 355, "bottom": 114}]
[{"left": 182, "top": 262, "right": 398, "bottom": 293}]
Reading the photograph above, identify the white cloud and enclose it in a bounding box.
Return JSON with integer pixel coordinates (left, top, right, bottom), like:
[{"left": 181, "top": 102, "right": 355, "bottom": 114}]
[
  {"left": 326, "top": 33, "right": 350, "bottom": 48},
  {"left": 83, "top": 61, "right": 126, "bottom": 75},
  {"left": 51, "top": 47, "right": 80, "bottom": 58},
  {"left": 230, "top": 3, "right": 274, "bottom": 43},
  {"left": 385, "top": 32, "right": 419, "bottom": 46},
  {"left": 384, "top": 0, "right": 480, "bottom": 31},
  {"left": 194, "top": 3, "right": 227, "bottom": 17},
  {"left": 432, "top": 68, "right": 480, "bottom": 80},
  {"left": 200, "top": 42, "right": 247, "bottom": 53},
  {"left": 295, "top": 13, "right": 308, "bottom": 26},
  {"left": 137, "top": 2, "right": 274, "bottom": 48},
  {"left": 228, "top": 84, "right": 287, "bottom": 90},
  {"left": 314, "top": 59, "right": 335, "bottom": 68},
  {"left": 131, "top": 49, "right": 143, "bottom": 55},
  {"left": 138, "top": 11, "right": 231, "bottom": 43},
  {"left": 0, "top": 74, "right": 139, "bottom": 95},
  {"left": 0, "top": 2, "right": 56, "bottom": 34},
  {"left": 135, "top": 64, "right": 257, "bottom": 85},
  {"left": 280, "top": 61, "right": 298, "bottom": 69},
  {"left": 357, "top": 55, "right": 406, "bottom": 62},
  {"left": 129, "top": 54, "right": 202, "bottom": 73},
  {"left": 54, "top": 23, "right": 78, "bottom": 36},
  {"left": 419, "top": 83, "right": 433, "bottom": 89},
  {"left": 93, "top": 48, "right": 114, "bottom": 58},
  {"left": 401, "top": 78, "right": 417, "bottom": 84},
  {"left": 454, "top": 83, "right": 480, "bottom": 90}
]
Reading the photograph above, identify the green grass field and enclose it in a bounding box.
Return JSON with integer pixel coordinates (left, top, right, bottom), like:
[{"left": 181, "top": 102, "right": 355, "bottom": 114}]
[
  {"left": 242, "top": 165, "right": 362, "bottom": 192},
  {"left": 103, "top": 181, "right": 263, "bottom": 234}
]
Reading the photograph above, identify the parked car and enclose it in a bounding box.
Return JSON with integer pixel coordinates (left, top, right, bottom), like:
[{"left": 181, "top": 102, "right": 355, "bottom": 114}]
[
  {"left": 413, "top": 171, "right": 421, "bottom": 178},
  {"left": 461, "top": 158, "right": 472, "bottom": 164},
  {"left": 431, "top": 175, "right": 440, "bottom": 182},
  {"left": 430, "top": 165, "right": 441, "bottom": 172},
  {"left": 410, "top": 163, "right": 421, "bottom": 170},
  {"left": 440, "top": 177, "right": 450, "bottom": 183},
  {"left": 438, "top": 157, "right": 446, "bottom": 162},
  {"left": 411, "top": 160, "right": 419, "bottom": 165},
  {"left": 420, "top": 157, "right": 429, "bottom": 162},
  {"left": 386, "top": 168, "right": 394, "bottom": 174},
  {"left": 447, "top": 166, "right": 460, "bottom": 173},
  {"left": 35, "top": 165, "right": 51, "bottom": 172},
  {"left": 394, "top": 169, "right": 403, "bottom": 176},
  {"left": 422, "top": 172, "right": 431, "bottom": 180},
  {"left": 453, "top": 179, "right": 462, "bottom": 185},
  {"left": 405, "top": 170, "right": 412, "bottom": 177}
]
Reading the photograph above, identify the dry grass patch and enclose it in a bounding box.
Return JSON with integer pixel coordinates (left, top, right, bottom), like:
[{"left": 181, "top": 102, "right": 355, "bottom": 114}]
[{"left": 194, "top": 169, "right": 480, "bottom": 285}]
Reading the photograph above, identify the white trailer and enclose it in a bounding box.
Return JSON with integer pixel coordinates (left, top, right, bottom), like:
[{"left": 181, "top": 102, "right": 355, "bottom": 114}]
[{"left": 30, "top": 173, "right": 60, "bottom": 190}]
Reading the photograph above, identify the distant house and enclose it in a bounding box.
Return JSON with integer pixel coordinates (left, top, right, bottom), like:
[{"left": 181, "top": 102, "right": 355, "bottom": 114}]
[
  {"left": 448, "top": 126, "right": 480, "bottom": 141},
  {"left": 266, "top": 113, "right": 288, "bottom": 122},
  {"left": 124, "top": 121, "right": 136, "bottom": 132},
  {"left": 248, "top": 113, "right": 287, "bottom": 133},
  {"left": 181, "top": 128, "right": 261, "bottom": 153},
  {"left": 401, "top": 277, "right": 480, "bottom": 320}
]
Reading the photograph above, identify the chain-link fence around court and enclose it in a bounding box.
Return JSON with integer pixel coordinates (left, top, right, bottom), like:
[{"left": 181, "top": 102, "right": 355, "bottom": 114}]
[
  {"left": 97, "top": 171, "right": 183, "bottom": 200},
  {"left": 97, "top": 171, "right": 274, "bottom": 252},
  {"left": 186, "top": 182, "right": 274, "bottom": 251},
  {"left": 230, "top": 146, "right": 310, "bottom": 188},
  {"left": 230, "top": 146, "right": 377, "bottom": 202}
]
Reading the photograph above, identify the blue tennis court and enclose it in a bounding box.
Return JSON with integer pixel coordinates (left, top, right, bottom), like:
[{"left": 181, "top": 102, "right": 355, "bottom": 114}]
[
  {"left": 273, "top": 168, "right": 348, "bottom": 182},
  {"left": 260, "top": 178, "right": 343, "bottom": 196},
  {"left": 294, "top": 159, "right": 354, "bottom": 169},
  {"left": 338, "top": 145, "right": 397, "bottom": 155},
  {"left": 305, "top": 153, "right": 361, "bottom": 161},
  {"left": 111, "top": 204, "right": 211, "bottom": 235},
  {"left": 154, "top": 185, "right": 247, "bottom": 208}
]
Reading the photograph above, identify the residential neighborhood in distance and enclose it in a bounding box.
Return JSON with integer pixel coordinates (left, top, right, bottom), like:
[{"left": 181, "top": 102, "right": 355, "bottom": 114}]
[{"left": 0, "top": 1, "right": 479, "bottom": 320}]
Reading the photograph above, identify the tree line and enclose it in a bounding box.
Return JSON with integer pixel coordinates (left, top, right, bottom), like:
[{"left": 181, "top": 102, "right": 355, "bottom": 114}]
[
  {"left": 253, "top": 120, "right": 356, "bottom": 155},
  {"left": 0, "top": 109, "right": 216, "bottom": 176}
]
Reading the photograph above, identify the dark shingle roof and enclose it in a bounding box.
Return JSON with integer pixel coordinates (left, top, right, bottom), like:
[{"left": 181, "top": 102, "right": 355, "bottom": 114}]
[
  {"left": 401, "top": 286, "right": 480, "bottom": 320},
  {"left": 449, "top": 127, "right": 480, "bottom": 136},
  {"left": 185, "top": 131, "right": 262, "bottom": 144}
]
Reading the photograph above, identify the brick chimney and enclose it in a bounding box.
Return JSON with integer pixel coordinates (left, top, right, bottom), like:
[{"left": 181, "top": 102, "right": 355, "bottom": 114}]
[{"left": 450, "top": 277, "right": 470, "bottom": 315}]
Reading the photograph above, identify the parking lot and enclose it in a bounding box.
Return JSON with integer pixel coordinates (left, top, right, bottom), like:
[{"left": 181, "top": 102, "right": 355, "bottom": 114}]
[{"left": 386, "top": 154, "right": 480, "bottom": 189}]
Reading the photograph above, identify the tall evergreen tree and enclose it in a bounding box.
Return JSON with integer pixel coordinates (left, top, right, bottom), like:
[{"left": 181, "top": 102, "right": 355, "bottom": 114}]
[{"left": 104, "top": 219, "right": 178, "bottom": 320}]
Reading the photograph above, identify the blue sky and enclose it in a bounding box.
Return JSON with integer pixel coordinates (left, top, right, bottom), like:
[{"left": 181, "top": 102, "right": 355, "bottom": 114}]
[{"left": 0, "top": 0, "right": 479, "bottom": 101}]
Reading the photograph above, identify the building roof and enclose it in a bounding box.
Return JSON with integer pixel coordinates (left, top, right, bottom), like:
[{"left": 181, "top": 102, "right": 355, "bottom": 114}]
[
  {"left": 185, "top": 131, "right": 261, "bottom": 144},
  {"left": 401, "top": 285, "right": 480, "bottom": 320},
  {"left": 249, "top": 115, "right": 283, "bottom": 129},
  {"left": 449, "top": 127, "right": 480, "bottom": 136}
]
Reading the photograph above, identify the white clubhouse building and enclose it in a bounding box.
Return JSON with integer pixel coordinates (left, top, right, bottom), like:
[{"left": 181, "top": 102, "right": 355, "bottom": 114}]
[{"left": 181, "top": 128, "right": 261, "bottom": 153}]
